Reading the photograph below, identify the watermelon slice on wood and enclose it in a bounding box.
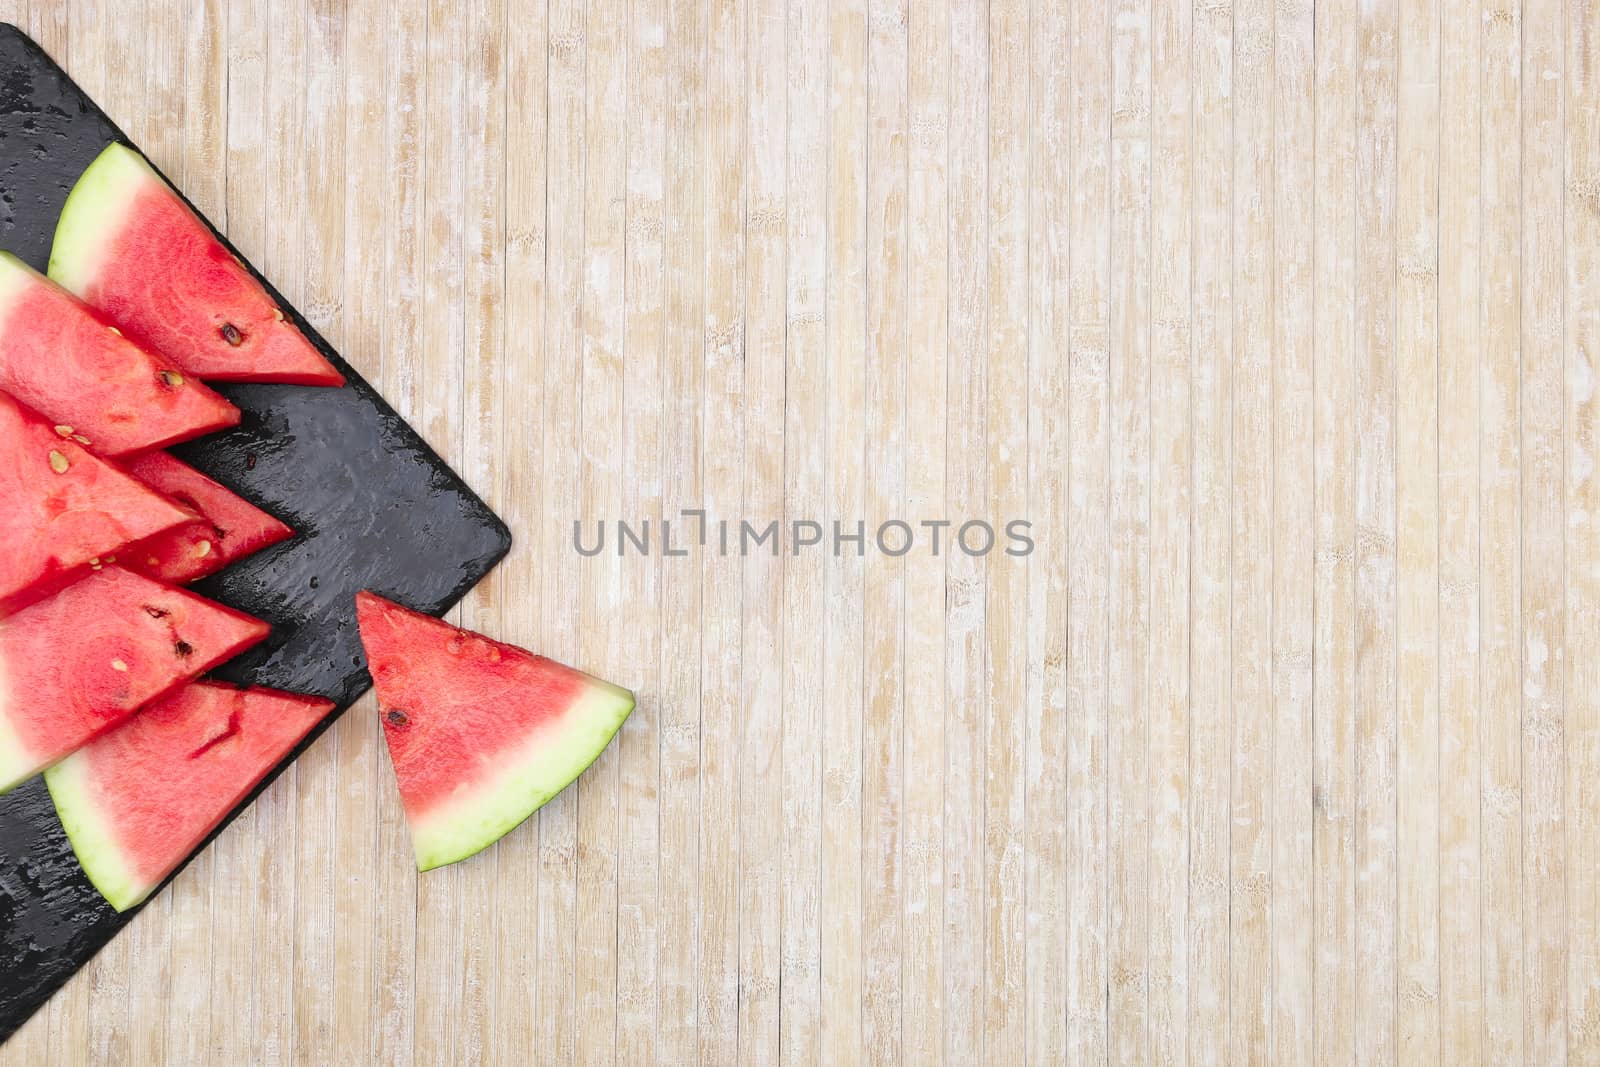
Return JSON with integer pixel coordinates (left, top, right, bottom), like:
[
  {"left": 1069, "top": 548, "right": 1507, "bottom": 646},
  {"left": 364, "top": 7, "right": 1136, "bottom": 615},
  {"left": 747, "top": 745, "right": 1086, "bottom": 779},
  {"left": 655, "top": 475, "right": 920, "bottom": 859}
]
[
  {"left": 356, "top": 592, "right": 635, "bottom": 871},
  {"left": 0, "top": 391, "right": 196, "bottom": 615},
  {"left": 0, "top": 566, "right": 270, "bottom": 793},
  {"left": 0, "top": 251, "right": 240, "bottom": 456},
  {"left": 49, "top": 143, "right": 345, "bottom": 387},
  {"left": 46, "top": 682, "right": 333, "bottom": 911},
  {"left": 121, "top": 452, "right": 293, "bottom": 585}
]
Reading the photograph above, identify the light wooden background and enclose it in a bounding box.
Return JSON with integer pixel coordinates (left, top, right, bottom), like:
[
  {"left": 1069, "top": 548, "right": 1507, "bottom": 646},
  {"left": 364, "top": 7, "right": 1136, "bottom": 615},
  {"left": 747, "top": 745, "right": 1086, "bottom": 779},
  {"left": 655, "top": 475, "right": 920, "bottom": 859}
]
[{"left": 1, "top": 0, "right": 1597, "bottom": 1063}]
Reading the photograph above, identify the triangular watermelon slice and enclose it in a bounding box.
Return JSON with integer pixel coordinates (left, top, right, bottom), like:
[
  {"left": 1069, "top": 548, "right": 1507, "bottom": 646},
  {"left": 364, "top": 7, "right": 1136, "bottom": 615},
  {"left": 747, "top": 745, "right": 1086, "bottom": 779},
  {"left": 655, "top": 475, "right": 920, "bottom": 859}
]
[
  {"left": 355, "top": 592, "right": 635, "bottom": 871},
  {"left": 0, "top": 390, "right": 197, "bottom": 615},
  {"left": 120, "top": 451, "right": 293, "bottom": 585},
  {"left": 0, "top": 251, "right": 240, "bottom": 456},
  {"left": 46, "top": 681, "right": 333, "bottom": 911},
  {"left": 48, "top": 143, "right": 345, "bottom": 387},
  {"left": 0, "top": 566, "right": 269, "bottom": 792}
]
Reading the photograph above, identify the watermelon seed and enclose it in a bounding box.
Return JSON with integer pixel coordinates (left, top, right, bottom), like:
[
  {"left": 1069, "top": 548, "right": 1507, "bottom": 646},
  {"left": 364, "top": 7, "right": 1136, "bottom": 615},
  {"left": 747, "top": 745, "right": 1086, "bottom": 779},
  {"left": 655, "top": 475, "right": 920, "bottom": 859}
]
[
  {"left": 72, "top": 434, "right": 91, "bottom": 446},
  {"left": 47, "top": 450, "right": 69, "bottom": 474},
  {"left": 52, "top": 424, "right": 73, "bottom": 437},
  {"left": 108, "top": 326, "right": 122, "bottom": 336},
  {"left": 174, "top": 640, "right": 194, "bottom": 658},
  {"left": 220, "top": 322, "right": 244, "bottom": 346},
  {"left": 110, "top": 659, "right": 128, "bottom": 672},
  {"left": 194, "top": 540, "right": 213, "bottom": 559},
  {"left": 159, "top": 369, "right": 185, "bottom": 388},
  {"left": 142, "top": 605, "right": 170, "bottom": 619},
  {"left": 386, "top": 709, "right": 409, "bottom": 727}
]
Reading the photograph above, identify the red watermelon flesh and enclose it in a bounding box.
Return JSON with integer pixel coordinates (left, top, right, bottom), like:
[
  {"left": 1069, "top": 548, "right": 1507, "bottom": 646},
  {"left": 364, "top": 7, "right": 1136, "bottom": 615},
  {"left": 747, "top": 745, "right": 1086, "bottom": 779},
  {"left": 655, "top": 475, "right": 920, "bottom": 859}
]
[
  {"left": 0, "top": 251, "right": 240, "bottom": 456},
  {"left": 46, "top": 682, "right": 333, "bottom": 911},
  {"left": 49, "top": 143, "right": 345, "bottom": 387},
  {"left": 120, "top": 452, "right": 293, "bottom": 585},
  {"left": 0, "top": 566, "right": 270, "bottom": 793},
  {"left": 356, "top": 592, "right": 635, "bottom": 871},
  {"left": 0, "top": 391, "right": 197, "bottom": 615}
]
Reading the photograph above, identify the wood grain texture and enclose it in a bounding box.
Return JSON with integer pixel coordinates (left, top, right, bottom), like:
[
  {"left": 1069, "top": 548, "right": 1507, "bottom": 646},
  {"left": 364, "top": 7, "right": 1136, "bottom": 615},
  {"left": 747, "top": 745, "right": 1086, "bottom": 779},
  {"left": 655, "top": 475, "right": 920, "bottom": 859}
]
[{"left": 4, "top": 1, "right": 1599, "bottom": 1062}]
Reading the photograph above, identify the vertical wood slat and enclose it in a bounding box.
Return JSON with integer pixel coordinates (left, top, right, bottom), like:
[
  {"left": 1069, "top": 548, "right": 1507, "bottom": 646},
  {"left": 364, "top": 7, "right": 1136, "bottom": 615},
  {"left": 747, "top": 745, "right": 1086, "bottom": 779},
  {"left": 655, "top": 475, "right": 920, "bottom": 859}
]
[
  {"left": 736, "top": 0, "right": 786, "bottom": 1060},
  {"left": 779, "top": 0, "right": 826, "bottom": 1062},
  {"left": 1438, "top": 2, "right": 1485, "bottom": 1063},
  {"left": 575, "top": 0, "right": 628, "bottom": 1058},
  {"left": 1481, "top": 0, "right": 1527, "bottom": 1059},
  {"left": 1565, "top": 0, "right": 1600, "bottom": 1060},
  {"left": 1147, "top": 0, "right": 1193, "bottom": 1062},
  {"left": 1396, "top": 0, "right": 1442, "bottom": 1062},
  {"left": 943, "top": 0, "right": 986, "bottom": 1060},
  {"left": 1271, "top": 0, "right": 1316, "bottom": 1062},
  {"left": 1188, "top": 0, "right": 1231, "bottom": 1059},
  {"left": 1107, "top": 0, "right": 1151, "bottom": 1058},
  {"left": 863, "top": 0, "right": 907, "bottom": 1058}
]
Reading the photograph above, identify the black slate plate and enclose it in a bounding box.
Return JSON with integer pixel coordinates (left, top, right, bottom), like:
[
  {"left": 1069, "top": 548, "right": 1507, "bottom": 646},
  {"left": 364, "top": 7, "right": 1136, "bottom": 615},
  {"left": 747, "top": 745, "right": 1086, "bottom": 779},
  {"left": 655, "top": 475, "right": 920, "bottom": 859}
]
[{"left": 0, "top": 24, "right": 511, "bottom": 1045}]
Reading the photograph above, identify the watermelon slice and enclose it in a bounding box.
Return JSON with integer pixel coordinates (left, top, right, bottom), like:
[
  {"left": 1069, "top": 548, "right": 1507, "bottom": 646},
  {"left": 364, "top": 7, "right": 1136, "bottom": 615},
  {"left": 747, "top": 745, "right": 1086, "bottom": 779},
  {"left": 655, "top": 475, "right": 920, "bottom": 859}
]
[
  {"left": 0, "top": 391, "right": 197, "bottom": 615},
  {"left": 0, "top": 251, "right": 240, "bottom": 456},
  {"left": 120, "top": 452, "right": 293, "bottom": 585},
  {"left": 355, "top": 592, "right": 635, "bottom": 871},
  {"left": 48, "top": 143, "right": 345, "bottom": 387},
  {"left": 46, "top": 682, "right": 333, "bottom": 911},
  {"left": 0, "top": 566, "right": 270, "bottom": 793}
]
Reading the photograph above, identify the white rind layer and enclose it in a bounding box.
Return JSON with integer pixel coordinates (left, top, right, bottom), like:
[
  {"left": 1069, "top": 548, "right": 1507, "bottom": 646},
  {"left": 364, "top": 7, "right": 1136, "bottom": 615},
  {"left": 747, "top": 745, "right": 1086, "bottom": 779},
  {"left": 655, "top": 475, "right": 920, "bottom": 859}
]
[
  {"left": 406, "top": 681, "right": 636, "bottom": 871},
  {"left": 0, "top": 651, "right": 39, "bottom": 794},
  {"left": 44, "top": 751, "right": 145, "bottom": 911},
  {"left": 48, "top": 143, "right": 154, "bottom": 297},
  {"left": 0, "top": 253, "right": 38, "bottom": 337}
]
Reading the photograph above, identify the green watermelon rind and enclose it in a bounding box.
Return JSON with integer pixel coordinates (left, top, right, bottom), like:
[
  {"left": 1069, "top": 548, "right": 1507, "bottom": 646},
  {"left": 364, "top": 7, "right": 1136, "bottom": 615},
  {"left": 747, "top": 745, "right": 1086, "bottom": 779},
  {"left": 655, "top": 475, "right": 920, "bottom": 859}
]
[
  {"left": 47, "top": 142, "right": 149, "bottom": 297},
  {"left": 44, "top": 751, "right": 144, "bottom": 911},
  {"left": 407, "top": 682, "right": 636, "bottom": 872}
]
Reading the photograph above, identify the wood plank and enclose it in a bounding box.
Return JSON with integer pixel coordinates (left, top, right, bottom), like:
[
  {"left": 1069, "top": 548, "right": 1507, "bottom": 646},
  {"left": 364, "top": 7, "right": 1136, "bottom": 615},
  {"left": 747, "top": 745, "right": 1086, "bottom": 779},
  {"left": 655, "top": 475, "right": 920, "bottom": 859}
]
[
  {"left": 1229, "top": 0, "right": 1273, "bottom": 1058},
  {"left": 943, "top": 0, "right": 987, "bottom": 1059},
  {"left": 779, "top": 0, "right": 826, "bottom": 1061},
  {"left": 736, "top": 0, "right": 786, "bottom": 1061},
  {"left": 1024, "top": 0, "right": 1068, "bottom": 1060},
  {"left": 538, "top": 0, "right": 587, "bottom": 1059},
  {"left": 823, "top": 0, "right": 868, "bottom": 1059},
  {"left": 1481, "top": 0, "right": 1527, "bottom": 1058},
  {"left": 1147, "top": 0, "right": 1192, "bottom": 1061},
  {"left": 1107, "top": 0, "right": 1151, "bottom": 1057},
  {"left": 1520, "top": 0, "right": 1570, "bottom": 1059},
  {"left": 982, "top": 0, "right": 1025, "bottom": 1060},
  {"left": 1396, "top": 0, "right": 1442, "bottom": 1060},
  {"left": 861, "top": 0, "right": 907, "bottom": 1062},
  {"left": 1271, "top": 1, "right": 1316, "bottom": 1062},
  {"left": 1437, "top": 2, "right": 1485, "bottom": 1061},
  {"left": 658, "top": 0, "right": 708, "bottom": 1059},
  {"left": 698, "top": 0, "right": 746, "bottom": 1061},
  {"left": 1188, "top": 0, "right": 1231, "bottom": 1059},
  {"left": 1565, "top": 0, "right": 1600, "bottom": 1059},
  {"left": 575, "top": 0, "right": 628, "bottom": 1058},
  {"left": 617, "top": 0, "right": 666, "bottom": 1060}
]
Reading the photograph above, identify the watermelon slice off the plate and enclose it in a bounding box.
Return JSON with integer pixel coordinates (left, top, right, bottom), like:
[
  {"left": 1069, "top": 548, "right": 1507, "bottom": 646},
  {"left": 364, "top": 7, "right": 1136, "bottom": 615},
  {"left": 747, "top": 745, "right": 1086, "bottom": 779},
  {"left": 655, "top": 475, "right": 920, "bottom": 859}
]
[
  {"left": 120, "top": 451, "right": 293, "bottom": 585},
  {"left": 48, "top": 142, "right": 346, "bottom": 387},
  {"left": 0, "top": 251, "right": 240, "bottom": 456},
  {"left": 355, "top": 591, "right": 635, "bottom": 871},
  {"left": 0, "top": 390, "right": 197, "bottom": 615},
  {"left": 46, "top": 682, "right": 333, "bottom": 911}
]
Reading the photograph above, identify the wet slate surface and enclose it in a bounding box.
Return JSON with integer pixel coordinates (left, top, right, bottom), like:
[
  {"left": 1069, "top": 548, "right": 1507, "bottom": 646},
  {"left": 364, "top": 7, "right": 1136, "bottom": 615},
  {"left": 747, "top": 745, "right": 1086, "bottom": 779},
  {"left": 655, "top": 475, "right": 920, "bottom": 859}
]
[{"left": 0, "top": 24, "right": 511, "bottom": 1045}]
